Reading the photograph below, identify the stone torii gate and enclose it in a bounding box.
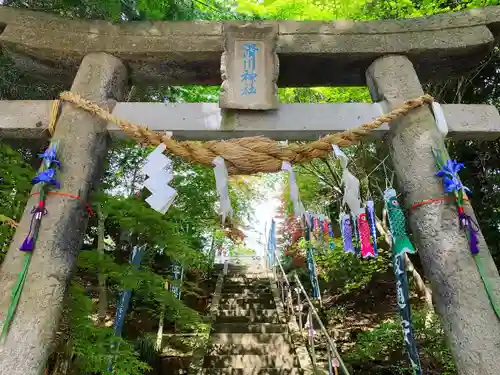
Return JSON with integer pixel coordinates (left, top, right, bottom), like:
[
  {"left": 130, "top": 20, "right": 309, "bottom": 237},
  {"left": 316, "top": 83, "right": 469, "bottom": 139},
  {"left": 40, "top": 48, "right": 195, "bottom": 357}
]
[{"left": 1, "top": 6, "right": 500, "bottom": 375}]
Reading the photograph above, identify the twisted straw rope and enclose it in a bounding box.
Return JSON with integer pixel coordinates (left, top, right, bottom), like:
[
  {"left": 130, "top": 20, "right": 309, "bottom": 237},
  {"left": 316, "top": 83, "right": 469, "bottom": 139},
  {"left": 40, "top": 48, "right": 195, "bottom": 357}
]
[{"left": 56, "top": 91, "right": 433, "bottom": 175}]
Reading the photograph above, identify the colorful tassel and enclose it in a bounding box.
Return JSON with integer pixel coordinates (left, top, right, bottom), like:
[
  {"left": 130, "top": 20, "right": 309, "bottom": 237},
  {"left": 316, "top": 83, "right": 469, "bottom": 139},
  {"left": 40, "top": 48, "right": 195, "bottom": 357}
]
[
  {"left": 433, "top": 147, "right": 500, "bottom": 320},
  {"left": 19, "top": 206, "right": 47, "bottom": 252},
  {"left": 1, "top": 141, "right": 60, "bottom": 342},
  {"left": 366, "top": 200, "right": 378, "bottom": 256},
  {"left": 357, "top": 213, "right": 375, "bottom": 258},
  {"left": 458, "top": 209, "right": 479, "bottom": 255},
  {"left": 384, "top": 189, "right": 416, "bottom": 256},
  {"left": 340, "top": 214, "right": 355, "bottom": 253}
]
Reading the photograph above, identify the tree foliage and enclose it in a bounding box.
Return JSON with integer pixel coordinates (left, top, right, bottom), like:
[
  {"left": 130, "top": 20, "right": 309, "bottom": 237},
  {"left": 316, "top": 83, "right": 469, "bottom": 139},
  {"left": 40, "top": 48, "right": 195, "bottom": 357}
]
[{"left": 2, "top": 0, "right": 500, "bottom": 374}]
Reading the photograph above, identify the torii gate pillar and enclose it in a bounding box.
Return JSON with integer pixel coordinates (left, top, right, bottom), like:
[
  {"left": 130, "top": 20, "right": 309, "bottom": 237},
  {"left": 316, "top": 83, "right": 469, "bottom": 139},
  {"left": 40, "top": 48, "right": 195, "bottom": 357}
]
[
  {"left": 0, "top": 53, "right": 128, "bottom": 375},
  {"left": 367, "top": 55, "right": 500, "bottom": 375}
]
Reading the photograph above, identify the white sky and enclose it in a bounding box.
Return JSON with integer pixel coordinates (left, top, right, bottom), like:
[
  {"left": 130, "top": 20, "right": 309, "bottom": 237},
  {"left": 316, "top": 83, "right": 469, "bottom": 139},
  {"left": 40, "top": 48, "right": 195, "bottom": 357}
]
[{"left": 243, "top": 179, "right": 282, "bottom": 256}]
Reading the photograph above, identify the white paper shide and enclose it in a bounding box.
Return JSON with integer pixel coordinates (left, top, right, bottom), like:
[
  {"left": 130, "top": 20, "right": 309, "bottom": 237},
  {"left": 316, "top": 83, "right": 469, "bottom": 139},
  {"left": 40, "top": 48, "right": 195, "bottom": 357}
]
[
  {"left": 142, "top": 143, "right": 177, "bottom": 214},
  {"left": 333, "top": 145, "right": 363, "bottom": 216},
  {"left": 282, "top": 161, "right": 305, "bottom": 217},
  {"left": 213, "top": 156, "right": 233, "bottom": 224}
]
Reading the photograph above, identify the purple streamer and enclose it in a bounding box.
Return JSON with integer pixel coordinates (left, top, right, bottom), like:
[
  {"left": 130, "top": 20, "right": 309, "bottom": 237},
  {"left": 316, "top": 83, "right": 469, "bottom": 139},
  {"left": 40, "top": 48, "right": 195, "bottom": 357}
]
[
  {"left": 341, "top": 214, "right": 355, "bottom": 253},
  {"left": 459, "top": 212, "right": 479, "bottom": 255}
]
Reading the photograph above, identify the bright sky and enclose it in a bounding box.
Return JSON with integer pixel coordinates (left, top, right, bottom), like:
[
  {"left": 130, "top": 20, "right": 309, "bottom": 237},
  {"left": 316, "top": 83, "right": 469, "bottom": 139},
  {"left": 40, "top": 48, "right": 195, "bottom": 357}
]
[{"left": 244, "top": 179, "right": 282, "bottom": 256}]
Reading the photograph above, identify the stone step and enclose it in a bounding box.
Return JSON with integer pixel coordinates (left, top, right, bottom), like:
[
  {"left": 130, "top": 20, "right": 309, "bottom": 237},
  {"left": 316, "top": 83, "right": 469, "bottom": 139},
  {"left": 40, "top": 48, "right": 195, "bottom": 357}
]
[
  {"left": 213, "top": 323, "right": 287, "bottom": 334},
  {"left": 224, "top": 276, "right": 269, "bottom": 282},
  {"left": 214, "top": 265, "right": 265, "bottom": 273},
  {"left": 203, "top": 354, "right": 300, "bottom": 368},
  {"left": 221, "top": 283, "right": 271, "bottom": 293},
  {"left": 201, "top": 368, "right": 303, "bottom": 375},
  {"left": 223, "top": 278, "right": 269, "bottom": 283},
  {"left": 223, "top": 279, "right": 268, "bottom": 285},
  {"left": 220, "top": 290, "right": 272, "bottom": 298},
  {"left": 218, "top": 308, "right": 277, "bottom": 318},
  {"left": 224, "top": 273, "right": 266, "bottom": 278},
  {"left": 221, "top": 289, "right": 272, "bottom": 296},
  {"left": 219, "top": 298, "right": 275, "bottom": 310},
  {"left": 225, "top": 268, "right": 266, "bottom": 274},
  {"left": 206, "top": 342, "right": 294, "bottom": 356},
  {"left": 215, "top": 312, "right": 280, "bottom": 324},
  {"left": 209, "top": 333, "right": 292, "bottom": 346},
  {"left": 220, "top": 293, "right": 274, "bottom": 300}
]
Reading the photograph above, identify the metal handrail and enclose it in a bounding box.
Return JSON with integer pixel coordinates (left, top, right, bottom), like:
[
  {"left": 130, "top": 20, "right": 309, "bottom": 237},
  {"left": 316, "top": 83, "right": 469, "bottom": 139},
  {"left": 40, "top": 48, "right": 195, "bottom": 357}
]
[
  {"left": 294, "top": 274, "right": 349, "bottom": 375},
  {"left": 270, "top": 249, "right": 350, "bottom": 375}
]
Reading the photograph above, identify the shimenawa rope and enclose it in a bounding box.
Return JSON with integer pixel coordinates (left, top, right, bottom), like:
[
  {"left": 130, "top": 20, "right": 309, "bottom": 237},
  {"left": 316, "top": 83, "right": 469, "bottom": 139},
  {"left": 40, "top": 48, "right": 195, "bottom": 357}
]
[{"left": 54, "top": 91, "right": 434, "bottom": 175}]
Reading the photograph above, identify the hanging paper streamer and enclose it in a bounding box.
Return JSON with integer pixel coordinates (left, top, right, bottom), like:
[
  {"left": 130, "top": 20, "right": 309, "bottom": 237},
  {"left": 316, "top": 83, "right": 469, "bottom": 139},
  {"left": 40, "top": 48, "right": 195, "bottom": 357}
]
[
  {"left": 328, "top": 221, "right": 335, "bottom": 249},
  {"left": 366, "top": 200, "right": 378, "bottom": 256},
  {"left": 1, "top": 141, "right": 60, "bottom": 342},
  {"left": 108, "top": 244, "right": 146, "bottom": 371},
  {"left": 213, "top": 156, "right": 233, "bottom": 224},
  {"left": 384, "top": 189, "right": 416, "bottom": 256},
  {"left": 282, "top": 161, "right": 305, "bottom": 217},
  {"left": 431, "top": 102, "right": 449, "bottom": 137},
  {"left": 340, "top": 214, "right": 355, "bottom": 254},
  {"left": 351, "top": 212, "right": 360, "bottom": 256},
  {"left": 170, "top": 263, "right": 184, "bottom": 300},
  {"left": 333, "top": 145, "right": 375, "bottom": 258},
  {"left": 267, "top": 219, "right": 277, "bottom": 268},
  {"left": 357, "top": 213, "right": 375, "bottom": 258},
  {"left": 142, "top": 143, "right": 177, "bottom": 214},
  {"left": 332, "top": 146, "right": 362, "bottom": 214},
  {"left": 304, "top": 215, "right": 320, "bottom": 299},
  {"left": 383, "top": 188, "right": 422, "bottom": 373},
  {"left": 432, "top": 148, "right": 500, "bottom": 319},
  {"left": 113, "top": 245, "right": 146, "bottom": 337},
  {"left": 393, "top": 254, "right": 423, "bottom": 375},
  {"left": 313, "top": 215, "right": 320, "bottom": 237},
  {"left": 309, "top": 212, "right": 314, "bottom": 232}
]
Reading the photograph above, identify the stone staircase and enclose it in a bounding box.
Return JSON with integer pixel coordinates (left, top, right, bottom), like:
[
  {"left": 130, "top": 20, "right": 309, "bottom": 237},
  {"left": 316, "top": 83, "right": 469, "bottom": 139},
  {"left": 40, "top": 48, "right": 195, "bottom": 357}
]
[{"left": 200, "top": 261, "right": 305, "bottom": 375}]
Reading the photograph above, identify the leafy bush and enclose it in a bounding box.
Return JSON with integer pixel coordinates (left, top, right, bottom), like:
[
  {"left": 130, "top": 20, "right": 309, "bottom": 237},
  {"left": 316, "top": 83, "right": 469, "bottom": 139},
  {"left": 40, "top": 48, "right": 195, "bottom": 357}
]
[
  {"left": 345, "top": 308, "right": 455, "bottom": 375},
  {"left": 69, "top": 283, "right": 151, "bottom": 375}
]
